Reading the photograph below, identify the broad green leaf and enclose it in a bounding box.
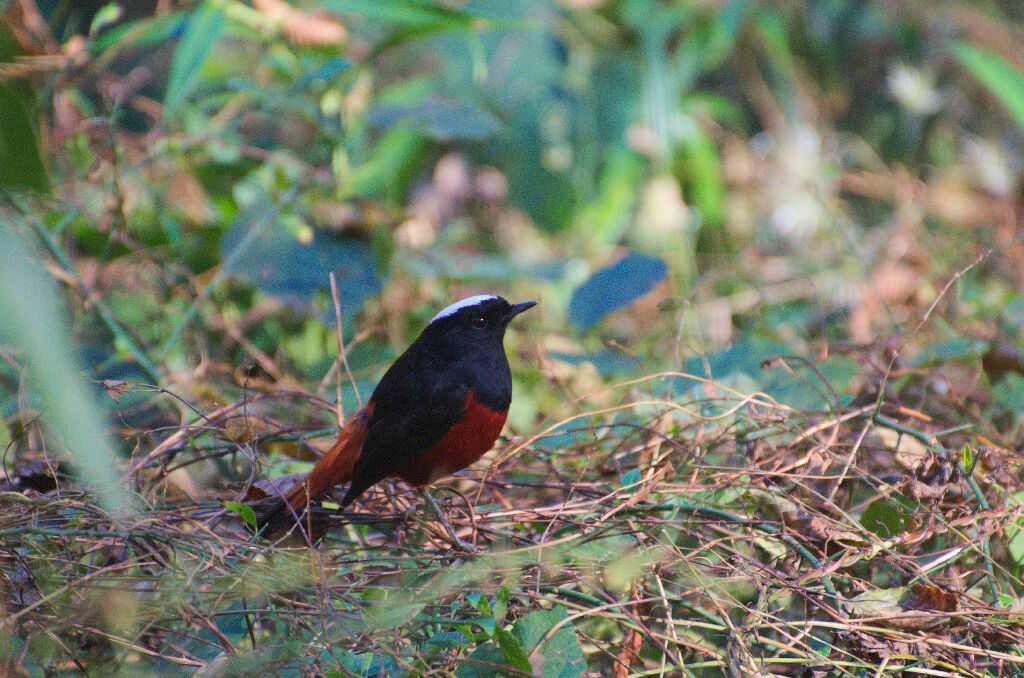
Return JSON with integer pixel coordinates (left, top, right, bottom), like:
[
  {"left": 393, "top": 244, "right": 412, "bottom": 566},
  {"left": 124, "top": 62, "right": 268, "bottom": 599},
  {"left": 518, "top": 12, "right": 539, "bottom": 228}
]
[
  {"left": 164, "top": 1, "right": 225, "bottom": 118},
  {"left": 494, "top": 628, "right": 531, "bottom": 673},
  {"left": 469, "top": 591, "right": 491, "bottom": 615},
  {"left": 221, "top": 225, "right": 380, "bottom": 311},
  {"left": 860, "top": 497, "right": 915, "bottom": 538},
  {"left": 456, "top": 643, "right": 506, "bottom": 678},
  {"left": 457, "top": 607, "right": 584, "bottom": 678},
  {"left": 910, "top": 336, "right": 989, "bottom": 367},
  {"left": 953, "top": 42, "right": 1024, "bottom": 135},
  {"left": 762, "top": 355, "right": 860, "bottom": 412},
  {"left": 512, "top": 607, "right": 585, "bottom": 678},
  {"left": 470, "top": 616, "right": 496, "bottom": 638},
  {"left": 568, "top": 252, "right": 668, "bottom": 331},
  {"left": 621, "top": 468, "right": 642, "bottom": 487},
  {"left": 678, "top": 338, "right": 788, "bottom": 387},
  {"left": 1001, "top": 295, "right": 1024, "bottom": 330}
]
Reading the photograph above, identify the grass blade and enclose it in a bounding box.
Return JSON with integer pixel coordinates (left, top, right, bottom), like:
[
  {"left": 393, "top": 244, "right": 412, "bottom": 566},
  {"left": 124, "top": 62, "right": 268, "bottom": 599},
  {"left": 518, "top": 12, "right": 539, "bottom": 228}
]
[
  {"left": 952, "top": 42, "right": 1024, "bottom": 135},
  {"left": 0, "top": 224, "right": 131, "bottom": 514}
]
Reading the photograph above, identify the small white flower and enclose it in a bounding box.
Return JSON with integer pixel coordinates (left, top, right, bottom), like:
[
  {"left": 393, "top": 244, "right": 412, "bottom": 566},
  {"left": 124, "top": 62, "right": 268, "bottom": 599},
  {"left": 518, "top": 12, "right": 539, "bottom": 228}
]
[{"left": 887, "top": 63, "right": 942, "bottom": 115}]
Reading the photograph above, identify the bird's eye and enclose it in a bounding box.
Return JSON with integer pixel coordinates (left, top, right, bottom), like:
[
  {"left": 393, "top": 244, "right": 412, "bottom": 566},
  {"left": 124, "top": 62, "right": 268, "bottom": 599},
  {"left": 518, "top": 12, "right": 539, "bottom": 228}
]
[{"left": 471, "top": 316, "right": 488, "bottom": 328}]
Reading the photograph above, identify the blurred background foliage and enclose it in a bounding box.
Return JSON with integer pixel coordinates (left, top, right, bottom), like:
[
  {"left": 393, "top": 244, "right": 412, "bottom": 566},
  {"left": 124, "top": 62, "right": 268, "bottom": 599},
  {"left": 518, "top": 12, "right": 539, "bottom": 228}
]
[
  {"left": 2, "top": 0, "right": 1024, "bottom": 674},
  {"left": 3, "top": 0, "right": 1022, "bottom": 417}
]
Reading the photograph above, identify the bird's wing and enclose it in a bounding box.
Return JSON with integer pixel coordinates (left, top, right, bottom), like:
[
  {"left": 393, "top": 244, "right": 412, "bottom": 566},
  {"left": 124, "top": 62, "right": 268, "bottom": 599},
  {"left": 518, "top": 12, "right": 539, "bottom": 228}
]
[
  {"left": 340, "top": 354, "right": 468, "bottom": 505},
  {"left": 282, "top": 404, "right": 373, "bottom": 512}
]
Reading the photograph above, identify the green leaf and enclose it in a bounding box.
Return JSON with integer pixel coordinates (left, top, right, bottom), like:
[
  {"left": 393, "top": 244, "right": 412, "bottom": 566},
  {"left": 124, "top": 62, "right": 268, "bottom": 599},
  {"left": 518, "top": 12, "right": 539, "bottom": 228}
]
[
  {"left": 470, "top": 615, "right": 496, "bottom": 638},
  {"left": 470, "top": 591, "right": 492, "bottom": 615},
  {"left": 224, "top": 501, "right": 258, "bottom": 530},
  {"left": 343, "top": 127, "right": 427, "bottom": 199},
  {"left": 220, "top": 223, "right": 381, "bottom": 313},
  {"left": 89, "top": 3, "right": 124, "bottom": 37},
  {"left": 952, "top": 42, "right": 1024, "bottom": 135},
  {"left": 860, "top": 497, "right": 915, "bottom": 538},
  {"left": 704, "top": 0, "right": 754, "bottom": 70},
  {"left": 456, "top": 643, "right": 506, "bottom": 678},
  {"left": 996, "top": 592, "right": 1017, "bottom": 608},
  {"left": 164, "top": 0, "right": 225, "bottom": 118},
  {"left": 495, "top": 628, "right": 531, "bottom": 673},
  {"left": 679, "top": 124, "right": 724, "bottom": 227},
  {"left": 568, "top": 252, "right": 668, "bottom": 331},
  {"left": 0, "top": 84, "right": 48, "bottom": 193},
  {"left": 993, "top": 373, "right": 1024, "bottom": 415},
  {"left": 456, "top": 607, "right": 584, "bottom": 678},
  {"left": 572, "top": 148, "right": 644, "bottom": 247},
  {"left": 425, "top": 630, "right": 470, "bottom": 651},
  {"left": 0, "top": 26, "right": 48, "bottom": 193},
  {"left": 90, "top": 11, "right": 186, "bottom": 56},
  {"left": 910, "top": 336, "right": 989, "bottom": 367},
  {"left": 512, "top": 607, "right": 585, "bottom": 678},
  {"left": 548, "top": 350, "right": 640, "bottom": 377}
]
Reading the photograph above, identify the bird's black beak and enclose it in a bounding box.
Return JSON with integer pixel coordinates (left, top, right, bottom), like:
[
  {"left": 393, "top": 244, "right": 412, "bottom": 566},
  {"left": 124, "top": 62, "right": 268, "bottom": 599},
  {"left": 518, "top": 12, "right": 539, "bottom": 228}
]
[{"left": 504, "top": 300, "right": 537, "bottom": 323}]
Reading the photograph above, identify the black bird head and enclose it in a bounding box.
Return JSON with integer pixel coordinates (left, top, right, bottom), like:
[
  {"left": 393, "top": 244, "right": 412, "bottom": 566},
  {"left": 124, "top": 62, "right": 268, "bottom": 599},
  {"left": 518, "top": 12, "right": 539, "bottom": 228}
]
[{"left": 419, "top": 294, "right": 536, "bottom": 357}]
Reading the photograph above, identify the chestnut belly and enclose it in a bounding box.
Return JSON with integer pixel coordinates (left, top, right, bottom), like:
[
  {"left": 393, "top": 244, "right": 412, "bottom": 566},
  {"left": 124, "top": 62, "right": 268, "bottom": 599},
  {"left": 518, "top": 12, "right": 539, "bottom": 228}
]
[{"left": 394, "top": 391, "right": 507, "bottom": 486}]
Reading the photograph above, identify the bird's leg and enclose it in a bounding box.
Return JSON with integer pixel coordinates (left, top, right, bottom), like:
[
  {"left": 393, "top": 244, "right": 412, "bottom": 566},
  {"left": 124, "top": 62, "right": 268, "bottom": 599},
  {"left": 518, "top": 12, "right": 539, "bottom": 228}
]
[{"left": 422, "top": 489, "right": 478, "bottom": 553}]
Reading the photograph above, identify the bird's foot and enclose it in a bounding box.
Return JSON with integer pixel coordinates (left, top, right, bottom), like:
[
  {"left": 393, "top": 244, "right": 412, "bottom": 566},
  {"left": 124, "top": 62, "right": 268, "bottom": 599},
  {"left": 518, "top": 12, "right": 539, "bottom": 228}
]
[{"left": 422, "top": 489, "right": 479, "bottom": 554}]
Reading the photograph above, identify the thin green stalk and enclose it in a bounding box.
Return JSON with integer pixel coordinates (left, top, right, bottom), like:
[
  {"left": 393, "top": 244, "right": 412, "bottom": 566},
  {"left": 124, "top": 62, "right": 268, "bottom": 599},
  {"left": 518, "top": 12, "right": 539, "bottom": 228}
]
[{"left": 10, "top": 199, "right": 163, "bottom": 383}]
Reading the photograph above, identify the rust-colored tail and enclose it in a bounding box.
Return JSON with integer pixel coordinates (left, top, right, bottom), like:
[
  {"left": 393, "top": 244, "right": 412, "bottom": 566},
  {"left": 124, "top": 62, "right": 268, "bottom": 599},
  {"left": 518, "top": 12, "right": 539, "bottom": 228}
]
[
  {"left": 252, "top": 403, "right": 376, "bottom": 540},
  {"left": 283, "top": 404, "right": 372, "bottom": 513}
]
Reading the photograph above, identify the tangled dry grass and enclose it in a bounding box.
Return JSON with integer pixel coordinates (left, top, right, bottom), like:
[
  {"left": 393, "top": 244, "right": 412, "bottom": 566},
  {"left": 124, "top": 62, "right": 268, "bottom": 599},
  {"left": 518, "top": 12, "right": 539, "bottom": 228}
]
[{"left": 2, "top": 359, "right": 1023, "bottom": 676}]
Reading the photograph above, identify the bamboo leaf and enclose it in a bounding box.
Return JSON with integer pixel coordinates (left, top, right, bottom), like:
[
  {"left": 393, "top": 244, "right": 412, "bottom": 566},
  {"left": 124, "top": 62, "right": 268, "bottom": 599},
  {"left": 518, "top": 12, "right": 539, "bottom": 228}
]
[{"left": 164, "top": 1, "right": 225, "bottom": 118}]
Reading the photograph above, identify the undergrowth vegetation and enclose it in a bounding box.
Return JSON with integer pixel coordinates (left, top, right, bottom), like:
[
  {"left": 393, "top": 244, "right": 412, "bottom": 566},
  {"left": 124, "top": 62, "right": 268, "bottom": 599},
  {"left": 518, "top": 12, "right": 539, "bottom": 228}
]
[{"left": 2, "top": 0, "right": 1024, "bottom": 675}]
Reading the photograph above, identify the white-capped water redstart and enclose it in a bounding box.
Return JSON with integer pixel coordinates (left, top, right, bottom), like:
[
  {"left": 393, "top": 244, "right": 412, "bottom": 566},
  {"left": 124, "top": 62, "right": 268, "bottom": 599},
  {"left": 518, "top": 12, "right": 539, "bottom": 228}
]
[{"left": 258, "top": 294, "right": 535, "bottom": 547}]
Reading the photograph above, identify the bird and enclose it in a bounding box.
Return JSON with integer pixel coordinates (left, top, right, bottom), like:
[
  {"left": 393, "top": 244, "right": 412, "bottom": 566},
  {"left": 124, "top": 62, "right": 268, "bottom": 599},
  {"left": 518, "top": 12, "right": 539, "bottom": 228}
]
[{"left": 256, "top": 294, "right": 536, "bottom": 548}]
